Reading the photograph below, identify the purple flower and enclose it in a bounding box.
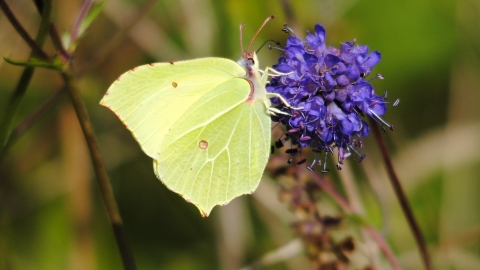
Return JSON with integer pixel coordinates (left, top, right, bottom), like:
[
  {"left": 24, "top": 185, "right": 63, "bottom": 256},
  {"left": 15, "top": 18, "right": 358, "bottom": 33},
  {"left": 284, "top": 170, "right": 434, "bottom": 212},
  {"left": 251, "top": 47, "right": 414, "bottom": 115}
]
[{"left": 268, "top": 24, "right": 396, "bottom": 171}]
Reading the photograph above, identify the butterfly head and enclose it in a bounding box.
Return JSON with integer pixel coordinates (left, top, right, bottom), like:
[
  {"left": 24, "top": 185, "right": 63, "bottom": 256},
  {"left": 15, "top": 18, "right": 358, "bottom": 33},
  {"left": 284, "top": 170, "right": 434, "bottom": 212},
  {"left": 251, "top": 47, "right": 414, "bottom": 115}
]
[
  {"left": 237, "top": 50, "right": 259, "bottom": 75},
  {"left": 239, "top": 16, "right": 274, "bottom": 75}
]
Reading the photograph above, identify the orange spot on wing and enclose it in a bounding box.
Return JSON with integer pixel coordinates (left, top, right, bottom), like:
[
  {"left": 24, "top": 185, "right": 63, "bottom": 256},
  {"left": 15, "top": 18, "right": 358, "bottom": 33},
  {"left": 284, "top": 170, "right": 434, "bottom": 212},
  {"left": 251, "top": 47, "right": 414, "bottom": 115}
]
[{"left": 199, "top": 140, "right": 208, "bottom": 149}]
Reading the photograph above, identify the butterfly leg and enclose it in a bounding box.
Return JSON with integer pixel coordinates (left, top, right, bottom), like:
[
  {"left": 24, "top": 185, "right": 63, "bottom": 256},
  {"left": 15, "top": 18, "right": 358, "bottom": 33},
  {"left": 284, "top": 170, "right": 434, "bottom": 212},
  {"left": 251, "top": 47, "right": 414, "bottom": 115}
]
[
  {"left": 259, "top": 67, "right": 293, "bottom": 85},
  {"left": 259, "top": 98, "right": 291, "bottom": 116},
  {"left": 259, "top": 68, "right": 300, "bottom": 114},
  {"left": 265, "top": 67, "right": 293, "bottom": 77},
  {"left": 261, "top": 98, "right": 298, "bottom": 116},
  {"left": 268, "top": 106, "right": 291, "bottom": 116},
  {"left": 266, "top": 92, "right": 303, "bottom": 110}
]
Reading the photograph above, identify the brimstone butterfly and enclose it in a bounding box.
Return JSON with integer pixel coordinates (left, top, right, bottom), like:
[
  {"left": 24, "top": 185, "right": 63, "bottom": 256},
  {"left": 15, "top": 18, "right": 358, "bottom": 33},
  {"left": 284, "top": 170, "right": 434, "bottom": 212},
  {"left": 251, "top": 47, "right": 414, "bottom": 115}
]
[{"left": 100, "top": 16, "right": 289, "bottom": 216}]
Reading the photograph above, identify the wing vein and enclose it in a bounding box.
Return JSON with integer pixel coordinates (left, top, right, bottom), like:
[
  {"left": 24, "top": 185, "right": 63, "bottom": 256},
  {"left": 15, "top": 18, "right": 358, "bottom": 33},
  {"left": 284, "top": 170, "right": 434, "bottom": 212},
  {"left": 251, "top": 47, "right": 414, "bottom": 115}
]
[
  {"left": 160, "top": 87, "right": 247, "bottom": 153},
  {"left": 220, "top": 106, "right": 245, "bottom": 201}
]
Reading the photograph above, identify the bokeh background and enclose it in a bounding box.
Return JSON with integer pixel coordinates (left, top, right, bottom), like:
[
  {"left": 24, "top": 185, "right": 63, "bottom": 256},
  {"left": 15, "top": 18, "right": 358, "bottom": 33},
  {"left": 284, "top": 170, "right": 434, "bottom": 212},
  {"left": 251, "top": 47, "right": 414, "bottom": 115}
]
[{"left": 1, "top": 0, "right": 479, "bottom": 269}]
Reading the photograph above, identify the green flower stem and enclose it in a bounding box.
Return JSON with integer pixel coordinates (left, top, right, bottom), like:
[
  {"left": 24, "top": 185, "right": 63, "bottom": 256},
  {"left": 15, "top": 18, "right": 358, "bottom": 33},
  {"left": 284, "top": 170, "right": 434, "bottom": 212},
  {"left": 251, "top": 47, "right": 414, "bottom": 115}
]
[
  {"left": 0, "top": 68, "right": 35, "bottom": 152},
  {"left": 0, "top": 0, "right": 52, "bottom": 154},
  {"left": 30, "top": 0, "right": 69, "bottom": 60},
  {"left": 49, "top": 23, "right": 70, "bottom": 61},
  {"left": 71, "top": 0, "right": 94, "bottom": 44},
  {"left": 369, "top": 118, "right": 434, "bottom": 270},
  {"left": 61, "top": 70, "right": 137, "bottom": 270},
  {"left": 1, "top": 88, "right": 65, "bottom": 158}
]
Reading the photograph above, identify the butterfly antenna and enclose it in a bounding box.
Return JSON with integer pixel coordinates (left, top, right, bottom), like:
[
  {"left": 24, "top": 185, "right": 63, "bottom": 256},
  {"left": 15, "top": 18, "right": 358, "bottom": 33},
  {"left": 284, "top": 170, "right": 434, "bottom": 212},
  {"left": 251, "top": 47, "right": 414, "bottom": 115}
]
[
  {"left": 240, "top": 23, "right": 246, "bottom": 54},
  {"left": 256, "top": 39, "right": 281, "bottom": 54},
  {"left": 246, "top": 15, "right": 275, "bottom": 53}
]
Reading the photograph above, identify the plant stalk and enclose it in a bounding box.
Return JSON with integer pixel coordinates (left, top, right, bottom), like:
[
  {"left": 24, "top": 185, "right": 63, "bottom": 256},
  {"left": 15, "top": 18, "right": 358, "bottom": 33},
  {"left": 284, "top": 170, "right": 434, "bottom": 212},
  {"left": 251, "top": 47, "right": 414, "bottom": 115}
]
[
  {"left": 71, "top": 0, "right": 94, "bottom": 44},
  {"left": 369, "top": 118, "right": 434, "bottom": 270},
  {"left": 0, "top": 0, "right": 52, "bottom": 155},
  {"left": 61, "top": 70, "right": 136, "bottom": 270},
  {"left": 30, "top": 0, "right": 69, "bottom": 60}
]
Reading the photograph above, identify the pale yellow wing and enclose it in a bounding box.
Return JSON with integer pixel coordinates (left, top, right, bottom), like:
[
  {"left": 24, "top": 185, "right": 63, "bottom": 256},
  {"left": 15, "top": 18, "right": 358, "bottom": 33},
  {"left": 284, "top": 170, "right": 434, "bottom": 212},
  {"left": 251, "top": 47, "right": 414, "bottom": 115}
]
[
  {"left": 100, "top": 58, "right": 246, "bottom": 159},
  {"left": 154, "top": 78, "right": 271, "bottom": 216}
]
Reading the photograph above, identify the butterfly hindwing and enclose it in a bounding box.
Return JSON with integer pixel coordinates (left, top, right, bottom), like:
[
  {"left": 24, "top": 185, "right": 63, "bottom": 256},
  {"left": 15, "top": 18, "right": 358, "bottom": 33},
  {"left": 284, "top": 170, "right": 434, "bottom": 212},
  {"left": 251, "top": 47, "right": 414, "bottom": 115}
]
[{"left": 154, "top": 78, "right": 271, "bottom": 216}]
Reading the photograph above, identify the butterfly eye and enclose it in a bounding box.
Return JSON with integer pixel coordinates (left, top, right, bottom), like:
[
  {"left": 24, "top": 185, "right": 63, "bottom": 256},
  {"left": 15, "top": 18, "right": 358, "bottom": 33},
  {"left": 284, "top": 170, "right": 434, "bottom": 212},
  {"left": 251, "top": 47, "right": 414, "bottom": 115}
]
[{"left": 247, "top": 58, "right": 255, "bottom": 65}]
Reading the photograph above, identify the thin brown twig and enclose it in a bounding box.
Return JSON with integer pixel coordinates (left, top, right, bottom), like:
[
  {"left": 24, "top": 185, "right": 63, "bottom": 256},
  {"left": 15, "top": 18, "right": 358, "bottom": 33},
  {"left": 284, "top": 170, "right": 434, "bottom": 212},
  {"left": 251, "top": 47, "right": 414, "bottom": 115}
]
[
  {"left": 62, "top": 70, "right": 137, "bottom": 270},
  {"left": 369, "top": 118, "right": 434, "bottom": 270},
  {"left": 0, "top": 0, "right": 50, "bottom": 60}
]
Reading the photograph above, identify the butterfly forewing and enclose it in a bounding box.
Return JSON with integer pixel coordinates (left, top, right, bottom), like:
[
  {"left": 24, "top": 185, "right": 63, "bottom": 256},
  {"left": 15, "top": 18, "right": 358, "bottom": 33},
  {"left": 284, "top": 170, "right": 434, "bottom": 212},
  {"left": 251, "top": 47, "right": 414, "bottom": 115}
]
[{"left": 100, "top": 58, "right": 245, "bottom": 159}]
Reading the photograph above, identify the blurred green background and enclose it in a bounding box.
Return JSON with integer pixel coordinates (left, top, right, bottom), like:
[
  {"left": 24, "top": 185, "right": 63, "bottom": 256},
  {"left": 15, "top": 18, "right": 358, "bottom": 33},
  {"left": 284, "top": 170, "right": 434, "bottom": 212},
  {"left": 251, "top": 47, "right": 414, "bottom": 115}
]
[{"left": 1, "top": 0, "right": 479, "bottom": 269}]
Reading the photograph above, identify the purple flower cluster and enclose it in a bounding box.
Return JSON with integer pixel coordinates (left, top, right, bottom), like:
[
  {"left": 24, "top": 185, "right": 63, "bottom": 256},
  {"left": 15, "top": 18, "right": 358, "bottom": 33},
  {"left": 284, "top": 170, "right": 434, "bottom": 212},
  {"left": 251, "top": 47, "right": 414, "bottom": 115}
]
[{"left": 267, "top": 24, "right": 395, "bottom": 171}]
